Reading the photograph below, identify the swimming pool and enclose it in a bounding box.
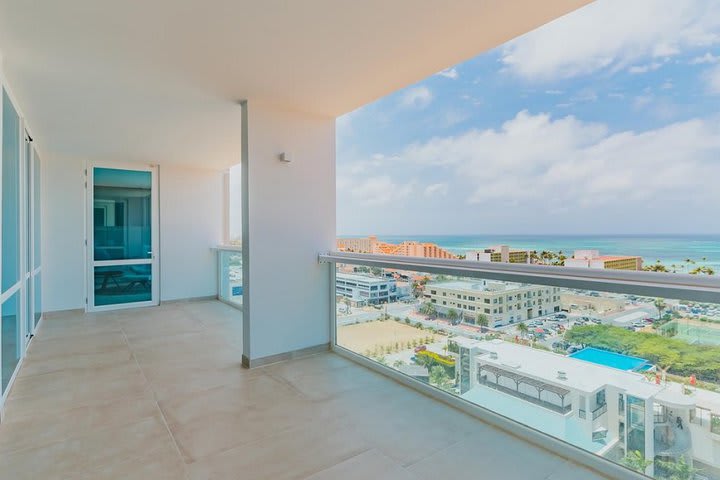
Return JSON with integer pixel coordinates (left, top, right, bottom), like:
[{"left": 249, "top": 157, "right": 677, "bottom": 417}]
[{"left": 569, "top": 347, "right": 650, "bottom": 371}]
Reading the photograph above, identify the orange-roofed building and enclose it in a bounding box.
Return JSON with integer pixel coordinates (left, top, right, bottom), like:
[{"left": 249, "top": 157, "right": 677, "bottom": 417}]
[{"left": 336, "top": 236, "right": 457, "bottom": 259}]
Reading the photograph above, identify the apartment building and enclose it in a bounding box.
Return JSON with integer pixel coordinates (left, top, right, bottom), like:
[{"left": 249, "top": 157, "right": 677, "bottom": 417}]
[
  {"left": 456, "top": 339, "right": 720, "bottom": 478},
  {"left": 336, "top": 272, "right": 397, "bottom": 306},
  {"left": 566, "top": 250, "right": 643, "bottom": 271},
  {"left": 424, "top": 279, "right": 561, "bottom": 327},
  {"left": 337, "top": 235, "right": 378, "bottom": 253},
  {"left": 337, "top": 236, "right": 457, "bottom": 259},
  {"left": 465, "top": 245, "right": 530, "bottom": 263}
]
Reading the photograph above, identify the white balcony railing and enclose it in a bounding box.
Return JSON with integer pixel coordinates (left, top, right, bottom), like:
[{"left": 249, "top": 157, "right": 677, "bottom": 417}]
[{"left": 321, "top": 251, "right": 720, "bottom": 480}]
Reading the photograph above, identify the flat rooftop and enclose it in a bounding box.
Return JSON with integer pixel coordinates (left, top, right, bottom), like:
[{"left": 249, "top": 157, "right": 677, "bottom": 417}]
[
  {"left": 427, "top": 280, "right": 522, "bottom": 292},
  {"left": 474, "top": 340, "right": 662, "bottom": 398},
  {"left": 336, "top": 273, "right": 393, "bottom": 284}
]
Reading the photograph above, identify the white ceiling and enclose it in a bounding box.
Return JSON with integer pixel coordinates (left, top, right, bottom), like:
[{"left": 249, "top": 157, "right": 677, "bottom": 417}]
[{"left": 0, "top": 0, "right": 591, "bottom": 168}]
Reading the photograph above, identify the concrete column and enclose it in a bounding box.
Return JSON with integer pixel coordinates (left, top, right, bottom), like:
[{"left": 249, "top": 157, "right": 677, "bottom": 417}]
[{"left": 241, "top": 101, "right": 335, "bottom": 367}]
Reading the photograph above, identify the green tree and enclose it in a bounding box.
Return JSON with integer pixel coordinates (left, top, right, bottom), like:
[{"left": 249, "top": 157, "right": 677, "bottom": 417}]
[
  {"left": 419, "top": 302, "right": 437, "bottom": 319},
  {"left": 370, "top": 267, "right": 383, "bottom": 276},
  {"left": 622, "top": 450, "right": 652, "bottom": 473},
  {"left": 447, "top": 309, "right": 459, "bottom": 323},
  {"left": 429, "top": 365, "right": 452, "bottom": 390},
  {"left": 517, "top": 322, "right": 529, "bottom": 338},
  {"left": 476, "top": 313, "right": 489, "bottom": 328},
  {"left": 655, "top": 456, "right": 700, "bottom": 480}
]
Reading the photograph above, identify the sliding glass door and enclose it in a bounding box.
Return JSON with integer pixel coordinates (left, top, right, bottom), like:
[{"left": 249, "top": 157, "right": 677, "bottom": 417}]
[
  {"left": 87, "top": 165, "right": 158, "bottom": 310},
  {"left": 2, "top": 89, "right": 22, "bottom": 394}
]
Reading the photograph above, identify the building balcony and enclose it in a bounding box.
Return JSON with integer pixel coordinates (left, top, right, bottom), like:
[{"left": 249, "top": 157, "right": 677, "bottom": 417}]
[{"left": 0, "top": 300, "right": 609, "bottom": 480}]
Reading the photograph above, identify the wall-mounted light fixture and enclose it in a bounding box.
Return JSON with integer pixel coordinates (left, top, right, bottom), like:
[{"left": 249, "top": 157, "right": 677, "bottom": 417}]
[{"left": 278, "top": 152, "right": 292, "bottom": 163}]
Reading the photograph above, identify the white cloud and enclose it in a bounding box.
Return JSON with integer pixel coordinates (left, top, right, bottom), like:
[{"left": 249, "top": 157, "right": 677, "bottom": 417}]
[
  {"left": 345, "top": 175, "right": 414, "bottom": 206},
  {"left": 501, "top": 0, "right": 720, "bottom": 80},
  {"left": 628, "top": 62, "right": 662, "bottom": 74},
  {"left": 690, "top": 52, "right": 720, "bottom": 64},
  {"left": 545, "top": 89, "right": 564, "bottom": 95},
  {"left": 423, "top": 183, "right": 448, "bottom": 197},
  {"left": 705, "top": 65, "right": 720, "bottom": 93},
  {"left": 400, "top": 86, "right": 433, "bottom": 108},
  {"left": 436, "top": 68, "right": 459, "bottom": 79},
  {"left": 394, "top": 111, "right": 720, "bottom": 211}
]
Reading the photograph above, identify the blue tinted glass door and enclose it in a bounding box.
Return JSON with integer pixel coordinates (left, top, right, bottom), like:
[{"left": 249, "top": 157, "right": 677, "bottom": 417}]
[{"left": 90, "top": 167, "right": 157, "bottom": 309}]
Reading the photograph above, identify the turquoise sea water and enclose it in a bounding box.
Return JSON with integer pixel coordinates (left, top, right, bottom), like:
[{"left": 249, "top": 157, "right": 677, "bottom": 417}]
[{"left": 369, "top": 234, "right": 720, "bottom": 271}]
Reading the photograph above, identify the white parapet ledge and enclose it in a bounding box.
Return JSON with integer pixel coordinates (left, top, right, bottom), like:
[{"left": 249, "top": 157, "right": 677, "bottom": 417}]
[
  {"left": 319, "top": 251, "right": 720, "bottom": 304},
  {"left": 213, "top": 244, "right": 243, "bottom": 252}
]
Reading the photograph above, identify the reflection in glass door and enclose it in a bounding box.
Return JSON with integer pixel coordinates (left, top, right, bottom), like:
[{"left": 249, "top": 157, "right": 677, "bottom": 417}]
[{"left": 88, "top": 166, "right": 158, "bottom": 309}]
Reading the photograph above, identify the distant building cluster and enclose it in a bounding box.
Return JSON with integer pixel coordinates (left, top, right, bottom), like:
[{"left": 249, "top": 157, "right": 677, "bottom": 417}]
[
  {"left": 565, "top": 250, "right": 643, "bottom": 271},
  {"left": 337, "top": 238, "right": 644, "bottom": 271},
  {"left": 337, "top": 235, "right": 456, "bottom": 259}
]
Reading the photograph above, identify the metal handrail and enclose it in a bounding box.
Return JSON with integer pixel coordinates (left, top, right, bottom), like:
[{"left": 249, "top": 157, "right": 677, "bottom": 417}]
[{"left": 319, "top": 252, "right": 720, "bottom": 303}]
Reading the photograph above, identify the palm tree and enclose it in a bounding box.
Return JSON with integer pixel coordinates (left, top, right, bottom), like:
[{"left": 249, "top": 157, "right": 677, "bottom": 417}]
[
  {"left": 644, "top": 261, "right": 669, "bottom": 273},
  {"left": 447, "top": 309, "right": 459, "bottom": 323},
  {"left": 517, "top": 322, "right": 529, "bottom": 338},
  {"left": 690, "top": 266, "right": 715, "bottom": 276},
  {"left": 654, "top": 298, "right": 666, "bottom": 321},
  {"left": 476, "top": 313, "right": 489, "bottom": 328}
]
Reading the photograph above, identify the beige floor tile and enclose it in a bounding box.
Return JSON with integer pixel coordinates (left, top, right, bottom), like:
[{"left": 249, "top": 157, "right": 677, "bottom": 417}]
[
  {"left": 157, "top": 375, "right": 300, "bottom": 426},
  {"left": 19, "top": 347, "right": 135, "bottom": 378},
  {"left": 0, "top": 388, "right": 159, "bottom": 454},
  {"left": 166, "top": 387, "right": 330, "bottom": 462},
  {"left": 72, "top": 444, "right": 189, "bottom": 480},
  {"left": 8, "top": 359, "right": 144, "bottom": 398},
  {"left": 303, "top": 449, "right": 415, "bottom": 480},
  {"left": 0, "top": 416, "right": 174, "bottom": 480},
  {"left": 187, "top": 418, "right": 371, "bottom": 480},
  {"left": 2, "top": 369, "right": 150, "bottom": 419},
  {"left": 406, "top": 429, "right": 569, "bottom": 479}
]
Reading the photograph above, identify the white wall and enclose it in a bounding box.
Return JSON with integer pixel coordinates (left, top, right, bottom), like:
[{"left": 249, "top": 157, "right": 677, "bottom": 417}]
[
  {"left": 41, "top": 154, "right": 86, "bottom": 311},
  {"left": 41, "top": 157, "right": 224, "bottom": 311},
  {"left": 243, "top": 102, "right": 335, "bottom": 362},
  {"left": 159, "top": 165, "right": 223, "bottom": 301}
]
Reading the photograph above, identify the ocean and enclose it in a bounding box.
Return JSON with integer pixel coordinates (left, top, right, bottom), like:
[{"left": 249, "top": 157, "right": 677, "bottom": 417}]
[{"left": 369, "top": 234, "right": 720, "bottom": 271}]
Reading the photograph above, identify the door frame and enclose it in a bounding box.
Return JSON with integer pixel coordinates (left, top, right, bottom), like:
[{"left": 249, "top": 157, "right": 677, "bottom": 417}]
[{"left": 85, "top": 162, "right": 159, "bottom": 312}]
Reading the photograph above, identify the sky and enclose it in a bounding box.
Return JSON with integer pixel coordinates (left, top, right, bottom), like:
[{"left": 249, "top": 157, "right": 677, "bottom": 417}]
[{"left": 336, "top": 0, "right": 720, "bottom": 236}]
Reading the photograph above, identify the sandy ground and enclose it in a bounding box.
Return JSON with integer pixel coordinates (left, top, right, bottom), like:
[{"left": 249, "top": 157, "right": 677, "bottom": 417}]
[{"left": 337, "top": 320, "right": 435, "bottom": 354}]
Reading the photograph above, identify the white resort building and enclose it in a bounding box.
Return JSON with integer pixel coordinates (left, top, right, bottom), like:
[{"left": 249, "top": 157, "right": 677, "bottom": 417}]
[{"left": 456, "top": 339, "right": 720, "bottom": 478}]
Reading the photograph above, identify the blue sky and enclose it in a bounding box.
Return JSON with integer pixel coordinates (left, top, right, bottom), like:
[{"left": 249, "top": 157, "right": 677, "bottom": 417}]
[{"left": 336, "top": 0, "right": 720, "bottom": 236}]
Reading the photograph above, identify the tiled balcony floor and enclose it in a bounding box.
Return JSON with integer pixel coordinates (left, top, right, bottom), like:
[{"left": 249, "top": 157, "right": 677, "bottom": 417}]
[{"left": 0, "top": 301, "right": 612, "bottom": 479}]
